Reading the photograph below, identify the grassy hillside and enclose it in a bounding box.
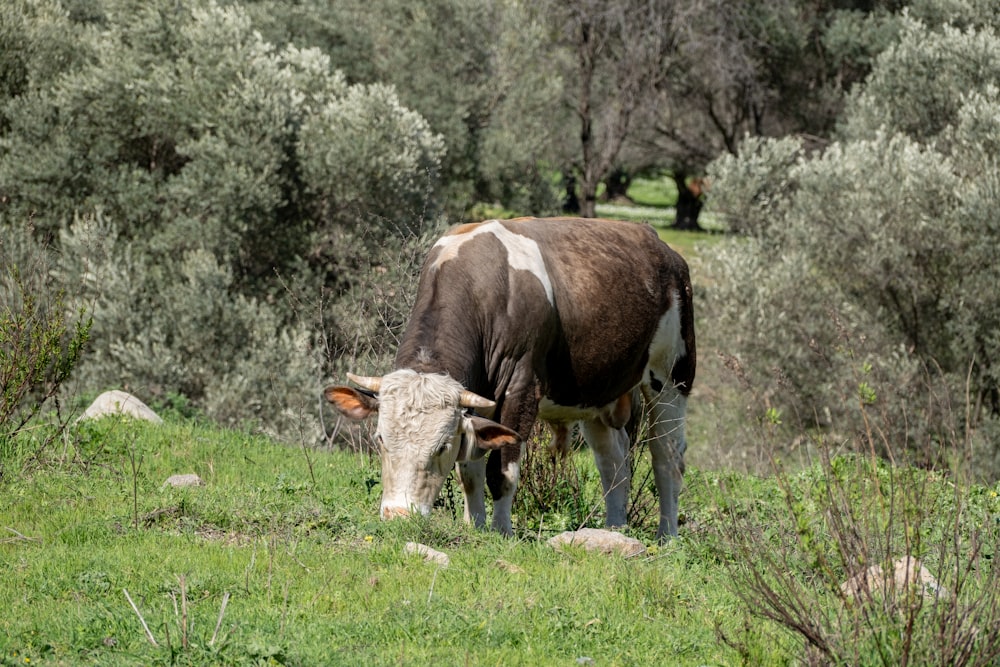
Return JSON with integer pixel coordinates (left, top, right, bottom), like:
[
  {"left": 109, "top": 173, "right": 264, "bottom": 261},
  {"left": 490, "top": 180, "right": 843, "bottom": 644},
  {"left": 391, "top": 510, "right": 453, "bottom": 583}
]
[
  {"left": 0, "top": 417, "right": 748, "bottom": 665},
  {"left": 2, "top": 181, "right": 995, "bottom": 666},
  {"left": 3, "top": 414, "right": 998, "bottom": 665}
]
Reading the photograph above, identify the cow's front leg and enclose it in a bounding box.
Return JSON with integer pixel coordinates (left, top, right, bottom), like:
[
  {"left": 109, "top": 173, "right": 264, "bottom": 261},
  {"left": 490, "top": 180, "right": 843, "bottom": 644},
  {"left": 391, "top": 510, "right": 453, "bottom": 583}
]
[
  {"left": 486, "top": 374, "right": 536, "bottom": 536},
  {"left": 485, "top": 443, "right": 522, "bottom": 536},
  {"left": 456, "top": 458, "right": 487, "bottom": 528}
]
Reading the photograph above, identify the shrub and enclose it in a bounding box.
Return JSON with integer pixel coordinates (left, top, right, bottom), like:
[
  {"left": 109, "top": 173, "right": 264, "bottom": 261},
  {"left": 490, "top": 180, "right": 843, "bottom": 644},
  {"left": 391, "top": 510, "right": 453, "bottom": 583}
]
[
  {"left": 0, "top": 226, "right": 91, "bottom": 470},
  {"left": 712, "top": 359, "right": 1000, "bottom": 666},
  {"left": 0, "top": 1, "right": 444, "bottom": 284},
  {"left": 299, "top": 82, "right": 444, "bottom": 237},
  {"left": 1, "top": 1, "right": 447, "bottom": 440},
  {"left": 704, "top": 15, "right": 1000, "bottom": 477},
  {"left": 513, "top": 426, "right": 604, "bottom": 534},
  {"left": 841, "top": 17, "right": 1000, "bottom": 143},
  {"left": 58, "top": 214, "right": 322, "bottom": 442}
]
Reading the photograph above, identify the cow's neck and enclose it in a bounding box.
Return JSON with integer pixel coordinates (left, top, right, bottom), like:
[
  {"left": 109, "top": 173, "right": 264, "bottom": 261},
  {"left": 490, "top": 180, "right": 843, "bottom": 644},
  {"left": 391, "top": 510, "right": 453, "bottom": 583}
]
[{"left": 394, "top": 314, "right": 487, "bottom": 392}]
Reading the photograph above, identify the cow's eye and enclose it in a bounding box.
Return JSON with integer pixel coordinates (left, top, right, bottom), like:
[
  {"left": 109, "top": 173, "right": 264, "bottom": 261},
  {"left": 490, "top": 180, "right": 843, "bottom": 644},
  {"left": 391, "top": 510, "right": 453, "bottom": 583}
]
[{"left": 435, "top": 442, "right": 448, "bottom": 457}]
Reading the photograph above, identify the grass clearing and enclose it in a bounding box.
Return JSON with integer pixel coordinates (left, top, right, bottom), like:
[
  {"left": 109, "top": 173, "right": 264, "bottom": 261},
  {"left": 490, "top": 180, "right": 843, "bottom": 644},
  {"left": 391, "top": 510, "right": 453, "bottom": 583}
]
[
  {"left": 626, "top": 175, "right": 679, "bottom": 208},
  {"left": 4, "top": 414, "right": 997, "bottom": 665},
  {"left": 6, "top": 185, "right": 999, "bottom": 665},
  {"left": 0, "top": 416, "right": 791, "bottom": 666}
]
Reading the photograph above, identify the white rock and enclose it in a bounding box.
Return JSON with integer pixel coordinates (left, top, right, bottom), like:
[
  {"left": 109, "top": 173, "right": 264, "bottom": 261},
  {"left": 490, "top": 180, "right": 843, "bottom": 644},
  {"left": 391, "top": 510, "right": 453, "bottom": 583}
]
[
  {"left": 404, "top": 542, "right": 450, "bottom": 567},
  {"left": 78, "top": 390, "right": 163, "bottom": 424},
  {"left": 547, "top": 528, "right": 647, "bottom": 557},
  {"left": 162, "top": 474, "right": 205, "bottom": 489},
  {"left": 841, "top": 556, "right": 945, "bottom": 601}
]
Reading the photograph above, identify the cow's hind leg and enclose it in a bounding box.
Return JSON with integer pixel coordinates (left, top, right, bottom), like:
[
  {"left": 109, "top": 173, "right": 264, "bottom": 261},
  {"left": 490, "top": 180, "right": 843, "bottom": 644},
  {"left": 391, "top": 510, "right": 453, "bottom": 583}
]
[
  {"left": 581, "top": 420, "right": 630, "bottom": 528},
  {"left": 642, "top": 384, "right": 687, "bottom": 540},
  {"left": 456, "top": 458, "right": 487, "bottom": 528}
]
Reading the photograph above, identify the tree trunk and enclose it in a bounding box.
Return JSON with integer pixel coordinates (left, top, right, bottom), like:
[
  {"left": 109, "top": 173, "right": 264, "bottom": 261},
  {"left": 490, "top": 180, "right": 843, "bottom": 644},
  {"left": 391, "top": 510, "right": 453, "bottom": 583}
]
[
  {"left": 602, "top": 167, "right": 632, "bottom": 203},
  {"left": 672, "top": 172, "right": 703, "bottom": 231},
  {"left": 580, "top": 188, "right": 597, "bottom": 218},
  {"left": 561, "top": 171, "right": 580, "bottom": 214}
]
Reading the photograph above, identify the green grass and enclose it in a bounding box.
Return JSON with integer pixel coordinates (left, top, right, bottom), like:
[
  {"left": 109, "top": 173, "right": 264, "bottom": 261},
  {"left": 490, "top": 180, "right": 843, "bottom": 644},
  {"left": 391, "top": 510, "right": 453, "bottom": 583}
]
[
  {"left": 625, "top": 174, "right": 678, "bottom": 208},
  {"left": 0, "top": 417, "right": 785, "bottom": 666},
  {"left": 3, "top": 413, "right": 999, "bottom": 665}
]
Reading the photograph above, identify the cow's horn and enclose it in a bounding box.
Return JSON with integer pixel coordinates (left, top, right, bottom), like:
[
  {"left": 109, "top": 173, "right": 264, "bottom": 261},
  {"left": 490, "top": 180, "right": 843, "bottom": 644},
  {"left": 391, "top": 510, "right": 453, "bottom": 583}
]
[
  {"left": 347, "top": 373, "right": 382, "bottom": 393},
  {"left": 460, "top": 390, "right": 495, "bottom": 409}
]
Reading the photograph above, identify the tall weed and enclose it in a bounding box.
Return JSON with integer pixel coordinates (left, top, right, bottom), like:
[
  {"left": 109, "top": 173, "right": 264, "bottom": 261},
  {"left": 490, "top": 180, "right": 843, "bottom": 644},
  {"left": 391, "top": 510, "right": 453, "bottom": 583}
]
[{"left": 713, "top": 333, "right": 1000, "bottom": 666}]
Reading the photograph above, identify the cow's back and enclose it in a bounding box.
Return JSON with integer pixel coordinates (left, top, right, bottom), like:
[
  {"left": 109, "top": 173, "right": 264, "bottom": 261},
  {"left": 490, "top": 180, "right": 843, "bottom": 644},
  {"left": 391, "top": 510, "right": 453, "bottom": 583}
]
[
  {"left": 396, "top": 217, "right": 691, "bottom": 410},
  {"left": 502, "top": 217, "right": 688, "bottom": 407}
]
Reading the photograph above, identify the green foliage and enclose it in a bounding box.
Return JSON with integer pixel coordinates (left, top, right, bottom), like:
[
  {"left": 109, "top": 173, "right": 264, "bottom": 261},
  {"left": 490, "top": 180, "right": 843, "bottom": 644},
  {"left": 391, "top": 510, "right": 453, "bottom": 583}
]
[
  {"left": 0, "top": 0, "right": 444, "bottom": 267},
  {"left": 907, "top": 0, "right": 1000, "bottom": 32},
  {"left": 57, "top": 214, "right": 324, "bottom": 442},
  {"left": 320, "top": 224, "right": 446, "bottom": 381},
  {"left": 0, "top": 0, "right": 448, "bottom": 439},
  {"left": 704, "top": 135, "right": 803, "bottom": 237},
  {"left": 842, "top": 15, "right": 1000, "bottom": 143},
  {"left": 299, "top": 82, "right": 444, "bottom": 235},
  {"left": 0, "top": 227, "right": 91, "bottom": 467},
  {"left": 714, "top": 425, "right": 1000, "bottom": 666},
  {"left": 0, "top": 0, "right": 94, "bottom": 118},
  {"left": 360, "top": 0, "right": 563, "bottom": 219},
  {"left": 513, "top": 429, "right": 605, "bottom": 534},
  {"left": 236, "top": 0, "right": 565, "bottom": 219},
  {"left": 822, "top": 8, "right": 904, "bottom": 77},
  {"left": 704, "top": 12, "right": 1000, "bottom": 476}
]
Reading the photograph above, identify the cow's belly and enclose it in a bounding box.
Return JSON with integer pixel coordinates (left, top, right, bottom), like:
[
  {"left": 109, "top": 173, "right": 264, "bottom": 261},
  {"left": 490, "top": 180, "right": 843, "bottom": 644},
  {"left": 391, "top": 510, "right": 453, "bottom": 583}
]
[{"left": 537, "top": 397, "right": 615, "bottom": 424}]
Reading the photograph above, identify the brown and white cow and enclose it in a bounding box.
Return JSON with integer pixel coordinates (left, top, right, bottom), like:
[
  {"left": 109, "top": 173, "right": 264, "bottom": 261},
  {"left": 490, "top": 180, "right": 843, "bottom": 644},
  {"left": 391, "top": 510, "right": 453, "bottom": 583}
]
[{"left": 324, "top": 217, "right": 696, "bottom": 540}]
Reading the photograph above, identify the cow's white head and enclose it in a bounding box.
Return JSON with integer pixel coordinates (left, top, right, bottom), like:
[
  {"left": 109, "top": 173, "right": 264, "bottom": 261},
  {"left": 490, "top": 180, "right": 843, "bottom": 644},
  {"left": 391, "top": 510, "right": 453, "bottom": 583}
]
[{"left": 324, "top": 369, "right": 520, "bottom": 520}]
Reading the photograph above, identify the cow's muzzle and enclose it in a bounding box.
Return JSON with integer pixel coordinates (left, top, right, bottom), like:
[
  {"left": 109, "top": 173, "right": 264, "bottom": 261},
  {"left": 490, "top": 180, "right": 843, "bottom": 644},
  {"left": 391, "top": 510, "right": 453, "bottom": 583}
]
[{"left": 381, "top": 506, "right": 412, "bottom": 520}]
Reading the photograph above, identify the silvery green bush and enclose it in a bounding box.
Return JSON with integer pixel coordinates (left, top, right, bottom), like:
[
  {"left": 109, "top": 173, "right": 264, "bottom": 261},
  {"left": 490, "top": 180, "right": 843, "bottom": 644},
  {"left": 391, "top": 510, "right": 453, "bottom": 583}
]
[
  {"left": 705, "top": 13, "right": 1000, "bottom": 476},
  {"left": 0, "top": 2, "right": 444, "bottom": 280},
  {"left": 0, "top": 1, "right": 444, "bottom": 441},
  {"left": 57, "top": 214, "right": 321, "bottom": 440}
]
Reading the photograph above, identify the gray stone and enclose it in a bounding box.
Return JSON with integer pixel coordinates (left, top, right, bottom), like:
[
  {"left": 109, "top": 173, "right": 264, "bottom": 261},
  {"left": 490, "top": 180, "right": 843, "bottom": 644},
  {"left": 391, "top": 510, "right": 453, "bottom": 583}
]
[
  {"left": 547, "top": 528, "right": 647, "bottom": 557},
  {"left": 841, "top": 556, "right": 945, "bottom": 602},
  {"left": 78, "top": 390, "right": 163, "bottom": 424},
  {"left": 162, "top": 474, "right": 205, "bottom": 489}
]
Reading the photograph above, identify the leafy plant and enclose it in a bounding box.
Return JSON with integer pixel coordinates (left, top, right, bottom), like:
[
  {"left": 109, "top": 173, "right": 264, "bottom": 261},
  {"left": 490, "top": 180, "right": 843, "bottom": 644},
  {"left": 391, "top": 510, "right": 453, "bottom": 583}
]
[
  {"left": 1, "top": 1, "right": 446, "bottom": 443},
  {"left": 0, "top": 230, "right": 91, "bottom": 470},
  {"left": 514, "top": 426, "right": 604, "bottom": 535},
  {"left": 710, "top": 335, "right": 1000, "bottom": 666},
  {"left": 704, "top": 14, "right": 1000, "bottom": 477}
]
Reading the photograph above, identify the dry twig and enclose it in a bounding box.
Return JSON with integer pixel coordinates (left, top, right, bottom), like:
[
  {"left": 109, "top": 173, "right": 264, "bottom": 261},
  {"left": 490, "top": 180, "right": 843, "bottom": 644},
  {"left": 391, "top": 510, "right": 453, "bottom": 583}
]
[{"left": 123, "top": 588, "right": 159, "bottom": 647}]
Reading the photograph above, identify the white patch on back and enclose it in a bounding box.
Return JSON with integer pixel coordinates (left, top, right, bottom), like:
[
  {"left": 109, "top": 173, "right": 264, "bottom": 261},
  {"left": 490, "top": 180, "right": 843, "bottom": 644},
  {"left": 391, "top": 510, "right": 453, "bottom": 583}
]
[{"left": 431, "top": 221, "right": 554, "bottom": 306}]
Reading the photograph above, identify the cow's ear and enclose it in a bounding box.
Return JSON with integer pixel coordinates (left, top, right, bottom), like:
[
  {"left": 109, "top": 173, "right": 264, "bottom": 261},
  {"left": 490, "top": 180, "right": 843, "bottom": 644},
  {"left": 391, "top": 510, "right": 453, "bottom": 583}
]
[
  {"left": 324, "top": 386, "right": 379, "bottom": 420},
  {"left": 468, "top": 415, "right": 521, "bottom": 450}
]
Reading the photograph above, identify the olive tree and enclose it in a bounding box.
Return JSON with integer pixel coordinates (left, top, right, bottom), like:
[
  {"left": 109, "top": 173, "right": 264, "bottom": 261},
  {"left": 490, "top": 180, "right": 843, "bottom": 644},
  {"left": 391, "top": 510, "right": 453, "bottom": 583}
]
[
  {"left": 543, "top": 0, "right": 688, "bottom": 218},
  {"left": 356, "top": 0, "right": 564, "bottom": 218},
  {"left": 237, "top": 0, "right": 566, "bottom": 219},
  {"left": 704, "top": 11, "right": 1000, "bottom": 476},
  {"left": 0, "top": 0, "right": 444, "bottom": 440}
]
